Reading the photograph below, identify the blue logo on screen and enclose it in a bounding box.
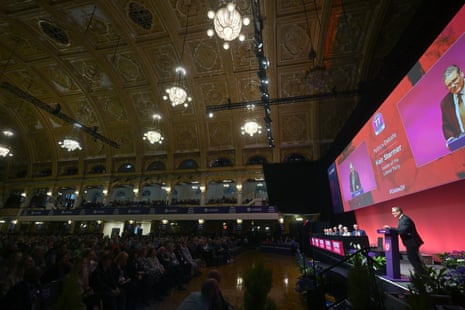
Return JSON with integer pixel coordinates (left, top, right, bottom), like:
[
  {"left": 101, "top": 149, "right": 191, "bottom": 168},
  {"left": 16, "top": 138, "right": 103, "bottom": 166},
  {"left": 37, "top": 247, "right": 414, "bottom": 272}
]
[{"left": 372, "top": 113, "right": 385, "bottom": 135}]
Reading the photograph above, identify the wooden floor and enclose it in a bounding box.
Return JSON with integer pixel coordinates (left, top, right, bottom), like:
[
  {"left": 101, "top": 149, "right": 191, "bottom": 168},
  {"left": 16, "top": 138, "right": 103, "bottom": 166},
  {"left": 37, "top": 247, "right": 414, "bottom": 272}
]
[{"left": 153, "top": 249, "right": 307, "bottom": 310}]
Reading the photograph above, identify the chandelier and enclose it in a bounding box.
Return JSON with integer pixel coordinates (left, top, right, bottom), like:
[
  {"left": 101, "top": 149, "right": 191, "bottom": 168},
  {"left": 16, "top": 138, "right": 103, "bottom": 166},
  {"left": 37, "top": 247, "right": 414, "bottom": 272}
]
[
  {"left": 143, "top": 113, "right": 164, "bottom": 144},
  {"left": 162, "top": 67, "right": 192, "bottom": 107},
  {"left": 207, "top": 1, "right": 250, "bottom": 50},
  {"left": 163, "top": 4, "right": 192, "bottom": 108},
  {"left": 143, "top": 130, "right": 164, "bottom": 144},
  {"left": 241, "top": 120, "right": 262, "bottom": 137},
  {"left": 58, "top": 138, "right": 82, "bottom": 151},
  {"left": 0, "top": 144, "right": 12, "bottom": 157}
]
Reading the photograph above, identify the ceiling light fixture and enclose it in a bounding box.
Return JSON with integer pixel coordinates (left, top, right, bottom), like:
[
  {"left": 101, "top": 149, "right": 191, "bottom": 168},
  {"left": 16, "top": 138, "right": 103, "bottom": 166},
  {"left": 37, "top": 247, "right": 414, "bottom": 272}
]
[
  {"left": 2, "top": 129, "right": 14, "bottom": 137},
  {"left": 58, "top": 138, "right": 82, "bottom": 151},
  {"left": 163, "top": 4, "right": 192, "bottom": 108},
  {"left": 143, "top": 113, "right": 164, "bottom": 144},
  {"left": 207, "top": 1, "right": 250, "bottom": 50},
  {"left": 0, "top": 145, "right": 13, "bottom": 157},
  {"left": 143, "top": 130, "right": 164, "bottom": 144},
  {"left": 162, "top": 66, "right": 192, "bottom": 107},
  {"left": 241, "top": 120, "right": 262, "bottom": 137}
]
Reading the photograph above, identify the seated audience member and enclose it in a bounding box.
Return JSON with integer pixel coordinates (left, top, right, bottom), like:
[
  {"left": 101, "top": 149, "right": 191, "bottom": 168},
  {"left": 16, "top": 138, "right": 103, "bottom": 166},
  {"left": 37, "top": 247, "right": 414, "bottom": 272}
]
[
  {"left": 2, "top": 267, "right": 46, "bottom": 309},
  {"left": 351, "top": 224, "right": 366, "bottom": 236},
  {"left": 332, "top": 226, "right": 339, "bottom": 236},
  {"left": 342, "top": 226, "right": 352, "bottom": 237},
  {"left": 89, "top": 253, "right": 121, "bottom": 310},
  {"left": 158, "top": 245, "right": 186, "bottom": 291},
  {"left": 207, "top": 269, "right": 234, "bottom": 310},
  {"left": 177, "top": 278, "right": 221, "bottom": 310}
]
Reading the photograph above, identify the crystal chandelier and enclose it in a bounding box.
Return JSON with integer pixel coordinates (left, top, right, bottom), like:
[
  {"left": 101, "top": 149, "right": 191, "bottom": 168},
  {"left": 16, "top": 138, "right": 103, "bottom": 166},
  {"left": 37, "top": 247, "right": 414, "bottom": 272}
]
[
  {"left": 1, "top": 129, "right": 14, "bottom": 157},
  {"left": 143, "top": 130, "right": 164, "bottom": 144},
  {"left": 163, "top": 67, "right": 192, "bottom": 107},
  {"left": 163, "top": 4, "right": 192, "bottom": 108},
  {"left": 58, "top": 138, "right": 82, "bottom": 151},
  {"left": 143, "top": 113, "right": 164, "bottom": 144},
  {"left": 0, "top": 144, "right": 12, "bottom": 157},
  {"left": 241, "top": 120, "right": 262, "bottom": 137},
  {"left": 207, "top": 1, "right": 250, "bottom": 50}
]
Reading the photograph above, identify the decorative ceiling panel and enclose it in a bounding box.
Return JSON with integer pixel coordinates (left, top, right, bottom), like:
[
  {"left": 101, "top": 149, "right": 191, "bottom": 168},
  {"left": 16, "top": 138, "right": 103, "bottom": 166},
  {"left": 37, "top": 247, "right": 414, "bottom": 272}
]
[{"left": 0, "top": 0, "right": 437, "bottom": 177}]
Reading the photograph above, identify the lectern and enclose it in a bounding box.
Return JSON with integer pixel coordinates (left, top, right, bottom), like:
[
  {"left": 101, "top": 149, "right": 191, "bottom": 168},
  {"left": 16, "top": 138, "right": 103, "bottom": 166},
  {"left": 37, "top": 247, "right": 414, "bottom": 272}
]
[{"left": 377, "top": 228, "right": 404, "bottom": 280}]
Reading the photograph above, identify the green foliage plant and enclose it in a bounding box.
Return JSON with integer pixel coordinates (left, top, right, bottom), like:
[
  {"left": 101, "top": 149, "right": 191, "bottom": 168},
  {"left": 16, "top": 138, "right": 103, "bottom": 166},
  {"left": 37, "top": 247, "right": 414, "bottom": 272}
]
[{"left": 243, "top": 260, "right": 277, "bottom": 310}]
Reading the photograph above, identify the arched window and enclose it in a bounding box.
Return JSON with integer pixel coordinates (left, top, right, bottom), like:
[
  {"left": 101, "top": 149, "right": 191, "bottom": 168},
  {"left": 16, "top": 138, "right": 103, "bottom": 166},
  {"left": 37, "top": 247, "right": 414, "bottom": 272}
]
[
  {"left": 283, "top": 153, "right": 307, "bottom": 163},
  {"left": 178, "top": 159, "right": 198, "bottom": 169},
  {"left": 246, "top": 155, "right": 267, "bottom": 165},
  {"left": 117, "top": 163, "right": 135, "bottom": 173},
  {"left": 209, "top": 157, "right": 233, "bottom": 168},
  {"left": 147, "top": 161, "right": 166, "bottom": 171}
]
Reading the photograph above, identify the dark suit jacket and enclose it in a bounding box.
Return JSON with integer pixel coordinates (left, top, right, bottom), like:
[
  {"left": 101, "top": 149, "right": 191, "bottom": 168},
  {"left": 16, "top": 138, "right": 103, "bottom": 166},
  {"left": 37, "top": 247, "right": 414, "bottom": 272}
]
[
  {"left": 441, "top": 93, "right": 462, "bottom": 140},
  {"left": 395, "top": 214, "right": 424, "bottom": 248},
  {"left": 351, "top": 229, "right": 366, "bottom": 237},
  {"left": 349, "top": 170, "right": 361, "bottom": 193}
]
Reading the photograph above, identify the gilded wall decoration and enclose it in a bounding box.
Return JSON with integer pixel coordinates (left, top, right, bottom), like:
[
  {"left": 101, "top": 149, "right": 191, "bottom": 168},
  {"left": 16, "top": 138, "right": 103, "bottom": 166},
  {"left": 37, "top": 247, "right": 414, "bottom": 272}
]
[
  {"left": 279, "top": 70, "right": 309, "bottom": 97},
  {"left": 238, "top": 76, "right": 260, "bottom": 102},
  {"left": 280, "top": 113, "right": 309, "bottom": 142},
  {"left": 280, "top": 23, "right": 310, "bottom": 61},
  {"left": 67, "top": 4, "right": 121, "bottom": 47},
  {"left": 174, "top": 123, "right": 199, "bottom": 151},
  {"left": 74, "top": 99, "right": 98, "bottom": 125},
  {"left": 192, "top": 39, "right": 222, "bottom": 73},
  {"left": 207, "top": 120, "right": 233, "bottom": 148},
  {"left": 109, "top": 52, "right": 145, "bottom": 83},
  {"left": 41, "top": 64, "right": 80, "bottom": 94},
  {"left": 197, "top": 80, "right": 228, "bottom": 106},
  {"left": 95, "top": 95, "right": 127, "bottom": 122},
  {"left": 70, "top": 59, "right": 111, "bottom": 89},
  {"left": 130, "top": 91, "right": 159, "bottom": 118}
]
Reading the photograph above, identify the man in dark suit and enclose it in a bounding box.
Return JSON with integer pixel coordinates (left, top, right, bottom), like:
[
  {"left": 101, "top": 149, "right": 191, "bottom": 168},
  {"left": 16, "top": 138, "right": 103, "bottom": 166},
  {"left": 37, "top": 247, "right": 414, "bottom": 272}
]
[
  {"left": 441, "top": 64, "right": 465, "bottom": 145},
  {"left": 351, "top": 224, "right": 366, "bottom": 236},
  {"left": 349, "top": 162, "right": 362, "bottom": 194},
  {"left": 385, "top": 206, "right": 426, "bottom": 275}
]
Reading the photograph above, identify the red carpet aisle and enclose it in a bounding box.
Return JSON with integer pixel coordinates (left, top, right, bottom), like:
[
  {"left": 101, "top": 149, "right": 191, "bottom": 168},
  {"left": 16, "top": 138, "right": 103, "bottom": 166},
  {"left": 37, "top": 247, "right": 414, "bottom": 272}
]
[{"left": 153, "top": 249, "right": 306, "bottom": 310}]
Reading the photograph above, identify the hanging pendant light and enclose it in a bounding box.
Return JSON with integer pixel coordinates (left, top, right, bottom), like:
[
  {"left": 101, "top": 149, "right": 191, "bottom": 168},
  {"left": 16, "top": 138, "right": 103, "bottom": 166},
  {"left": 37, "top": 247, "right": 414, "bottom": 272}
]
[
  {"left": 163, "top": 4, "right": 192, "bottom": 107},
  {"left": 58, "top": 138, "right": 82, "bottom": 151},
  {"left": 207, "top": 1, "right": 250, "bottom": 50},
  {"left": 241, "top": 120, "right": 262, "bottom": 137}
]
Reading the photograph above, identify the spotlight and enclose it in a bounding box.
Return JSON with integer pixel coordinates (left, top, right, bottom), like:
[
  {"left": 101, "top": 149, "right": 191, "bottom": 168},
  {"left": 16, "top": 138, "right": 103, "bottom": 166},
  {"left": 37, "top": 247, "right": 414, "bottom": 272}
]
[{"left": 259, "top": 57, "right": 269, "bottom": 69}]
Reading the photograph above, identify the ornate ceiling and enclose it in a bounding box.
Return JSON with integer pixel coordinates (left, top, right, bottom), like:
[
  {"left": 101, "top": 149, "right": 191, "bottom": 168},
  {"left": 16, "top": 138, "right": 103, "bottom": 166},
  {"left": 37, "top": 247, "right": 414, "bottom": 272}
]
[{"left": 0, "top": 0, "right": 447, "bottom": 179}]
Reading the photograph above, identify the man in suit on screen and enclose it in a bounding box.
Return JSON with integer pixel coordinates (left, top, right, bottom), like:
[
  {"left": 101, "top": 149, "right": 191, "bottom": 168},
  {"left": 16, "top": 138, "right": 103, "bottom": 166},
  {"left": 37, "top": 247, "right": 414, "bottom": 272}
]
[
  {"left": 441, "top": 64, "right": 465, "bottom": 146},
  {"left": 349, "top": 162, "right": 362, "bottom": 195}
]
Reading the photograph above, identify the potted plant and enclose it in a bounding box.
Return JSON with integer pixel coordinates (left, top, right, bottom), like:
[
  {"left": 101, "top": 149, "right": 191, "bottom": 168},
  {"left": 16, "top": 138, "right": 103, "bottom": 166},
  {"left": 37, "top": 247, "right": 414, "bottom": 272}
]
[
  {"left": 243, "top": 260, "right": 277, "bottom": 310},
  {"left": 347, "top": 254, "right": 385, "bottom": 309}
]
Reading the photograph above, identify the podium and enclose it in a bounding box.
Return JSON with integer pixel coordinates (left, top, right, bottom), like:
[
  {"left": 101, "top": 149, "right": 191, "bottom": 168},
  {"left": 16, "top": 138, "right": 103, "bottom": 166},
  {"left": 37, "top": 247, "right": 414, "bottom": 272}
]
[{"left": 377, "top": 228, "right": 407, "bottom": 281}]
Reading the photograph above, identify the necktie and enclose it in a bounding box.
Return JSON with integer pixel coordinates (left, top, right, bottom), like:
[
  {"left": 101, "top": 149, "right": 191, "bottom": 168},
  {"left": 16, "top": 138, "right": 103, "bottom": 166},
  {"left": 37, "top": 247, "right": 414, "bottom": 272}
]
[{"left": 458, "top": 94, "right": 465, "bottom": 128}]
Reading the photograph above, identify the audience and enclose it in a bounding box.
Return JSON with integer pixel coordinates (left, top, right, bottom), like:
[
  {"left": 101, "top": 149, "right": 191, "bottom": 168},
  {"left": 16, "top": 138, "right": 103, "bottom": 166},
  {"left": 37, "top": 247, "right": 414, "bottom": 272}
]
[{"left": 0, "top": 232, "right": 241, "bottom": 309}]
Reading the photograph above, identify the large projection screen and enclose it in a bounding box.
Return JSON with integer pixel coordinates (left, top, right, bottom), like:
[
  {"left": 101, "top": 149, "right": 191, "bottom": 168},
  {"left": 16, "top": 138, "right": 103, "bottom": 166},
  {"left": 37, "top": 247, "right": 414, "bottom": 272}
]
[{"left": 330, "top": 5, "right": 465, "bottom": 212}]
